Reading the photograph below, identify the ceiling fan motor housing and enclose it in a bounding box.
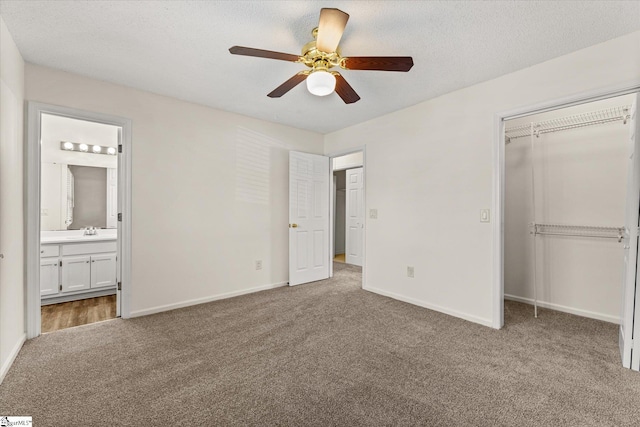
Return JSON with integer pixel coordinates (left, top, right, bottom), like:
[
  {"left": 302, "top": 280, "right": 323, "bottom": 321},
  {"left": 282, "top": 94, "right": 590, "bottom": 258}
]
[{"left": 301, "top": 32, "right": 344, "bottom": 72}]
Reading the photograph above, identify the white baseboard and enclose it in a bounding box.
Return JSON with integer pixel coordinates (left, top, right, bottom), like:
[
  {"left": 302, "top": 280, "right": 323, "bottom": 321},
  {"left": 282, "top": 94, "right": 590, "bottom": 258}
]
[
  {"left": 129, "top": 282, "right": 288, "bottom": 318},
  {"left": 364, "top": 286, "right": 493, "bottom": 328},
  {"left": 0, "top": 333, "right": 26, "bottom": 385},
  {"left": 504, "top": 294, "right": 619, "bottom": 324}
]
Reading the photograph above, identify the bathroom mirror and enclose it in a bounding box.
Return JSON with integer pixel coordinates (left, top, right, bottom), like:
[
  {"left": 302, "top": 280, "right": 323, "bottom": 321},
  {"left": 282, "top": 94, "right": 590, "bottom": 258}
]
[{"left": 41, "top": 163, "right": 117, "bottom": 231}]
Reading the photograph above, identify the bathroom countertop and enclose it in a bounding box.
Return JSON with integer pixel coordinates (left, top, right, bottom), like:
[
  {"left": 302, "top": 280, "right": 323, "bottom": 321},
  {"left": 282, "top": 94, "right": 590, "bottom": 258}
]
[{"left": 41, "top": 233, "right": 118, "bottom": 244}]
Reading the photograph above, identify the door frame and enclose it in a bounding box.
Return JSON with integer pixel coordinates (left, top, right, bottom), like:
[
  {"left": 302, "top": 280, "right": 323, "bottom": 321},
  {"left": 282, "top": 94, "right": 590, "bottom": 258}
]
[
  {"left": 492, "top": 81, "right": 640, "bottom": 331},
  {"left": 26, "top": 102, "right": 132, "bottom": 338},
  {"left": 328, "top": 146, "right": 366, "bottom": 287}
]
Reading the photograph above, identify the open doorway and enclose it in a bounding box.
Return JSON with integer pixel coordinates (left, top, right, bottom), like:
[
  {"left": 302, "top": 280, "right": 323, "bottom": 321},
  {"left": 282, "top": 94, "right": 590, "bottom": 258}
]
[
  {"left": 287, "top": 149, "right": 365, "bottom": 288},
  {"left": 501, "top": 92, "right": 640, "bottom": 369},
  {"left": 39, "top": 114, "right": 119, "bottom": 332},
  {"left": 332, "top": 152, "right": 364, "bottom": 267},
  {"left": 26, "top": 103, "right": 132, "bottom": 338}
]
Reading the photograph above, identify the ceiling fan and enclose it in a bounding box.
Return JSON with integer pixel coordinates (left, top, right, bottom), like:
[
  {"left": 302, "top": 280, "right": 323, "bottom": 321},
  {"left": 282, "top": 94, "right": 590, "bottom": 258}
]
[{"left": 229, "top": 8, "right": 413, "bottom": 104}]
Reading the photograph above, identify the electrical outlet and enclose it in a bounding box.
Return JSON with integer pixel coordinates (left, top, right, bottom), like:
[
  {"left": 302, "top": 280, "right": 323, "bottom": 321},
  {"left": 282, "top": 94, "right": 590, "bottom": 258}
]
[
  {"left": 407, "top": 266, "right": 414, "bottom": 278},
  {"left": 480, "top": 209, "right": 490, "bottom": 223},
  {"left": 255, "top": 260, "right": 262, "bottom": 270},
  {"left": 369, "top": 209, "right": 378, "bottom": 219}
]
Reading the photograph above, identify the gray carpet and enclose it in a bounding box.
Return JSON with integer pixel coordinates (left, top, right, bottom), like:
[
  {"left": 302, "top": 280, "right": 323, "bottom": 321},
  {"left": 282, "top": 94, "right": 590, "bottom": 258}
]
[{"left": 2, "top": 262, "right": 640, "bottom": 426}]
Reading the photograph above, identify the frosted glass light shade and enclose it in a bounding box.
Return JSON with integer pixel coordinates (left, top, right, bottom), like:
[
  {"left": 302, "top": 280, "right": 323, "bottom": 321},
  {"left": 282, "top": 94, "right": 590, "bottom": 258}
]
[
  {"left": 92, "top": 145, "right": 102, "bottom": 153},
  {"left": 79, "top": 143, "right": 89, "bottom": 152},
  {"left": 107, "top": 147, "right": 117, "bottom": 155},
  {"left": 306, "top": 70, "right": 336, "bottom": 96},
  {"left": 63, "top": 141, "right": 74, "bottom": 150}
]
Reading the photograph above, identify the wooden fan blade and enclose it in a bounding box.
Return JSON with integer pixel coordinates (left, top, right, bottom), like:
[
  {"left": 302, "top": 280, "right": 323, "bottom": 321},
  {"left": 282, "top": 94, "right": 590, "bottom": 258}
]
[
  {"left": 229, "top": 46, "right": 301, "bottom": 62},
  {"left": 267, "top": 73, "right": 308, "bottom": 98},
  {"left": 342, "top": 56, "right": 414, "bottom": 72},
  {"left": 316, "top": 8, "right": 349, "bottom": 53},
  {"left": 334, "top": 74, "right": 360, "bottom": 104}
]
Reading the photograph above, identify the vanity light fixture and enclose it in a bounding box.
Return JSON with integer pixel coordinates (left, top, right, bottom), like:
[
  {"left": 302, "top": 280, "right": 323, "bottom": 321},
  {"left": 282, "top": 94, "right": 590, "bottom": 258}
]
[{"left": 59, "top": 141, "right": 117, "bottom": 156}]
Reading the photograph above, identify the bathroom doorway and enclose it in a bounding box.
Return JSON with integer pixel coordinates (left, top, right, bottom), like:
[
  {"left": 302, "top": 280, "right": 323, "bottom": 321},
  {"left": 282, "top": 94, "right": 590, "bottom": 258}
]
[{"left": 26, "top": 103, "right": 132, "bottom": 338}]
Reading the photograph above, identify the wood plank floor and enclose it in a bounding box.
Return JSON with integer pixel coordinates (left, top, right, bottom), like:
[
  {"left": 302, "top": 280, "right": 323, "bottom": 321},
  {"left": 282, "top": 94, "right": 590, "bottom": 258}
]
[
  {"left": 41, "top": 295, "right": 116, "bottom": 333},
  {"left": 334, "top": 253, "right": 345, "bottom": 263}
]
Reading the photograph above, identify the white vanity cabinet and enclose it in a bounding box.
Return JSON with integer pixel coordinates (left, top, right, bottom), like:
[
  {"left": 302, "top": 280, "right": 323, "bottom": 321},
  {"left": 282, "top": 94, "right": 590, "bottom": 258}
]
[
  {"left": 40, "top": 244, "right": 61, "bottom": 296},
  {"left": 90, "top": 253, "right": 117, "bottom": 288},
  {"left": 61, "top": 256, "right": 91, "bottom": 292},
  {"left": 40, "top": 258, "right": 60, "bottom": 296},
  {"left": 40, "top": 239, "right": 117, "bottom": 304}
]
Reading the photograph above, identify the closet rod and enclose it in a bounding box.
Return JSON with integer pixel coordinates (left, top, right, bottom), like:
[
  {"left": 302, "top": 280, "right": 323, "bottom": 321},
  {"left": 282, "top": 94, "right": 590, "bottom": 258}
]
[
  {"left": 530, "top": 223, "right": 625, "bottom": 242},
  {"left": 505, "top": 105, "right": 630, "bottom": 142},
  {"left": 534, "top": 231, "right": 622, "bottom": 240}
]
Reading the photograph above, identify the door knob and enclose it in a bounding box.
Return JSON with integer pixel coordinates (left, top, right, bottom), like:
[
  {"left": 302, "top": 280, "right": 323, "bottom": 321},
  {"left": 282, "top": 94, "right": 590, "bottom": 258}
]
[{"left": 289, "top": 223, "right": 298, "bottom": 228}]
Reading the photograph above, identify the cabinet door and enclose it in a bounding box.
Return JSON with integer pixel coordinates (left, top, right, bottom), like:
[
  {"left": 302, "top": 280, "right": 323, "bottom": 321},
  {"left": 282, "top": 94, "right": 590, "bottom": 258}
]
[
  {"left": 90, "top": 253, "right": 117, "bottom": 289},
  {"left": 40, "top": 258, "right": 60, "bottom": 296},
  {"left": 61, "top": 256, "right": 91, "bottom": 292}
]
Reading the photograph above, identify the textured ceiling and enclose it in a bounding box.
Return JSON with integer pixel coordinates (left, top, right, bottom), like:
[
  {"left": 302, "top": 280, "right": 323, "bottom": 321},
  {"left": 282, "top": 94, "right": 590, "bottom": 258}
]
[{"left": 1, "top": 1, "right": 639, "bottom": 134}]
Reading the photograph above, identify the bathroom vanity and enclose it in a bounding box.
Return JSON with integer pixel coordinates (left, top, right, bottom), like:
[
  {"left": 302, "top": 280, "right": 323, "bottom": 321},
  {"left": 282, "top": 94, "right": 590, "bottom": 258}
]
[{"left": 40, "top": 231, "right": 117, "bottom": 305}]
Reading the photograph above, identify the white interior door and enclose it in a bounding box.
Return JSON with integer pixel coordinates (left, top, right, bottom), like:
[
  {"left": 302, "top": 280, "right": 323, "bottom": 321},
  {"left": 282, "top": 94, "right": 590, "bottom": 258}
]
[
  {"left": 620, "top": 93, "right": 640, "bottom": 369},
  {"left": 345, "top": 167, "right": 364, "bottom": 266},
  {"left": 289, "top": 151, "right": 330, "bottom": 286}
]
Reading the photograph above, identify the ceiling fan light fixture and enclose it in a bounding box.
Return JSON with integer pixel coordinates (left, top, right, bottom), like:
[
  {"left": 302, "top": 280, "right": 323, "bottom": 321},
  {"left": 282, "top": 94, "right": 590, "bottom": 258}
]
[{"left": 306, "top": 70, "right": 336, "bottom": 96}]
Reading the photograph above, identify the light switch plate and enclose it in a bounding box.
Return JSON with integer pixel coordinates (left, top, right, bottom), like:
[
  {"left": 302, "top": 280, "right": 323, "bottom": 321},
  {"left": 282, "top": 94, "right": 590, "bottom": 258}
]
[
  {"left": 480, "top": 209, "right": 490, "bottom": 223},
  {"left": 369, "top": 209, "right": 378, "bottom": 219}
]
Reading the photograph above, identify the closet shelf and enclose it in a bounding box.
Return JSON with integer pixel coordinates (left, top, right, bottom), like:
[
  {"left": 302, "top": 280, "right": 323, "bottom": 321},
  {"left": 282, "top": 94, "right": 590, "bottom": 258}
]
[
  {"left": 530, "top": 223, "right": 625, "bottom": 242},
  {"left": 506, "top": 105, "right": 631, "bottom": 142}
]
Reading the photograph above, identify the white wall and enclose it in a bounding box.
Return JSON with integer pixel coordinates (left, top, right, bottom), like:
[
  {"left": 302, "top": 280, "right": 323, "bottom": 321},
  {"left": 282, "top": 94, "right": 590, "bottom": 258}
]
[
  {"left": 0, "top": 16, "right": 25, "bottom": 382},
  {"left": 324, "top": 31, "right": 640, "bottom": 327},
  {"left": 25, "top": 64, "right": 324, "bottom": 316},
  {"left": 505, "top": 95, "right": 633, "bottom": 323},
  {"left": 41, "top": 113, "right": 118, "bottom": 168}
]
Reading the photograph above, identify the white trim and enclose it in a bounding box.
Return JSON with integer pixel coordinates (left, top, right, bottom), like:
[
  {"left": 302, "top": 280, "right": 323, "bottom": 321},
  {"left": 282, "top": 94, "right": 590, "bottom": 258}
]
[
  {"left": 119, "top": 113, "right": 133, "bottom": 319},
  {"left": 491, "top": 114, "right": 505, "bottom": 329},
  {"left": 129, "top": 282, "right": 287, "bottom": 318},
  {"left": 26, "top": 102, "right": 133, "bottom": 338},
  {"left": 504, "top": 294, "right": 619, "bottom": 324},
  {"left": 327, "top": 146, "right": 367, "bottom": 290},
  {"left": 492, "top": 80, "right": 640, "bottom": 333},
  {"left": 0, "top": 333, "right": 26, "bottom": 384},
  {"left": 365, "top": 286, "right": 494, "bottom": 328}
]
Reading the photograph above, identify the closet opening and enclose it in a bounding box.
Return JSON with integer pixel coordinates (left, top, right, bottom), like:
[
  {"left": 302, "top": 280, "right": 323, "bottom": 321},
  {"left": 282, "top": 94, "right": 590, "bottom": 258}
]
[{"left": 502, "top": 92, "right": 639, "bottom": 368}]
